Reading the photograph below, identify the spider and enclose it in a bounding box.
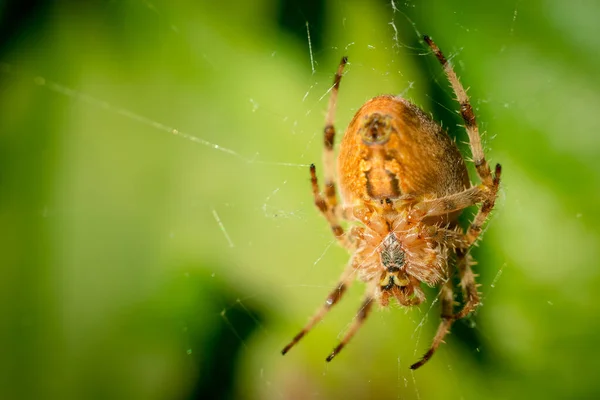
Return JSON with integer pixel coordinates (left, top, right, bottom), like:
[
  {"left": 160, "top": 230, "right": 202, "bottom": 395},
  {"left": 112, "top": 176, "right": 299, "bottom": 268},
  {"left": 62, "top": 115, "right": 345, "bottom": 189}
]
[{"left": 281, "top": 35, "right": 501, "bottom": 370}]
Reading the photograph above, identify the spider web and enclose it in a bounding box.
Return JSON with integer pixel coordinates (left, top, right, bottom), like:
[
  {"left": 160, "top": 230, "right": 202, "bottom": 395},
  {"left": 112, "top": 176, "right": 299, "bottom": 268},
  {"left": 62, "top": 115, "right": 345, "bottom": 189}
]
[{"left": 0, "top": 1, "right": 518, "bottom": 399}]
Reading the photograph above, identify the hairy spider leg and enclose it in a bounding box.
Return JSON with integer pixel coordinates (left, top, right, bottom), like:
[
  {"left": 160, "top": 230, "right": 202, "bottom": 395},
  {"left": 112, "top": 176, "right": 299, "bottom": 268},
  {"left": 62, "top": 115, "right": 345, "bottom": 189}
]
[
  {"left": 410, "top": 36, "right": 502, "bottom": 369},
  {"left": 423, "top": 35, "right": 501, "bottom": 247},
  {"left": 323, "top": 56, "right": 348, "bottom": 216},
  {"left": 281, "top": 259, "right": 357, "bottom": 355},
  {"left": 310, "top": 164, "right": 351, "bottom": 249},
  {"left": 309, "top": 57, "right": 349, "bottom": 245},
  {"left": 410, "top": 275, "right": 455, "bottom": 370},
  {"left": 325, "top": 291, "right": 375, "bottom": 362},
  {"left": 465, "top": 164, "right": 501, "bottom": 246}
]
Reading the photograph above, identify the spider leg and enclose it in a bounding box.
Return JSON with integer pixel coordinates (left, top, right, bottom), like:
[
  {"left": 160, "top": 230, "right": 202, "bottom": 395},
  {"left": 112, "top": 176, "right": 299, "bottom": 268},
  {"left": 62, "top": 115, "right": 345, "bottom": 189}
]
[
  {"left": 408, "top": 185, "right": 488, "bottom": 220},
  {"left": 310, "top": 164, "right": 351, "bottom": 249},
  {"left": 423, "top": 35, "right": 496, "bottom": 187},
  {"left": 410, "top": 275, "right": 455, "bottom": 370},
  {"left": 411, "top": 249, "right": 480, "bottom": 370},
  {"left": 309, "top": 57, "right": 350, "bottom": 246},
  {"left": 322, "top": 56, "right": 348, "bottom": 216},
  {"left": 465, "top": 164, "right": 502, "bottom": 246},
  {"left": 281, "top": 259, "right": 356, "bottom": 356},
  {"left": 430, "top": 169, "right": 499, "bottom": 324},
  {"left": 453, "top": 249, "right": 480, "bottom": 320},
  {"left": 423, "top": 35, "right": 502, "bottom": 229},
  {"left": 325, "top": 293, "right": 375, "bottom": 362}
]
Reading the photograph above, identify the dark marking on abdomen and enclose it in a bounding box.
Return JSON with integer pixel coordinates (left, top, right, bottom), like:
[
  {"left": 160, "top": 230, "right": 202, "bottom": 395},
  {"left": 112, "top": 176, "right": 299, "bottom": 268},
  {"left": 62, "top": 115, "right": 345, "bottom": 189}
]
[
  {"left": 364, "top": 168, "right": 402, "bottom": 199},
  {"left": 386, "top": 169, "right": 401, "bottom": 198}
]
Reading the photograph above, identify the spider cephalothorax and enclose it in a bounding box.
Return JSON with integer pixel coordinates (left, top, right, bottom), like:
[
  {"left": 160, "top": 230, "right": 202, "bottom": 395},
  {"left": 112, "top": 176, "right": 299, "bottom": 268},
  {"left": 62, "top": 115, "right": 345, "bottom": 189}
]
[{"left": 282, "top": 35, "right": 501, "bottom": 369}]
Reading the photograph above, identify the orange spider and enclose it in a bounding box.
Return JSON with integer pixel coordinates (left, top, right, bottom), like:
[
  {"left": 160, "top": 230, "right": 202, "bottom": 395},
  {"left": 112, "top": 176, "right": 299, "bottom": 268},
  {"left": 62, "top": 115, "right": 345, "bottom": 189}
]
[{"left": 282, "top": 35, "right": 501, "bottom": 370}]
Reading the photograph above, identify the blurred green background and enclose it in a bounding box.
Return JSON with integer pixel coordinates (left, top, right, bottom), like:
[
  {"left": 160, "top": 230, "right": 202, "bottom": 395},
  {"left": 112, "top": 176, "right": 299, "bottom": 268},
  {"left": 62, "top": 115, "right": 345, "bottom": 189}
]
[{"left": 1, "top": 0, "right": 599, "bottom": 399}]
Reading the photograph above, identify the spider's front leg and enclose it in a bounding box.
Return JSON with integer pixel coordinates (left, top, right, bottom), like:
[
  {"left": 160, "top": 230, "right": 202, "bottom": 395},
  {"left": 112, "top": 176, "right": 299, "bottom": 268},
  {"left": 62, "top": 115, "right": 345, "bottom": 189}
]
[
  {"left": 321, "top": 56, "right": 348, "bottom": 218},
  {"left": 423, "top": 35, "right": 502, "bottom": 245},
  {"left": 310, "top": 164, "right": 350, "bottom": 249},
  {"left": 309, "top": 56, "right": 351, "bottom": 248}
]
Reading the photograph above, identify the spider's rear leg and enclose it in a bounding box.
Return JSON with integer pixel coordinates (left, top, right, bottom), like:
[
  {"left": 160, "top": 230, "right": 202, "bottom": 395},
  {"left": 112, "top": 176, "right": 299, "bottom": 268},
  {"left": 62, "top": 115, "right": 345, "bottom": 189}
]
[
  {"left": 410, "top": 276, "right": 455, "bottom": 370},
  {"left": 281, "top": 259, "right": 356, "bottom": 355}
]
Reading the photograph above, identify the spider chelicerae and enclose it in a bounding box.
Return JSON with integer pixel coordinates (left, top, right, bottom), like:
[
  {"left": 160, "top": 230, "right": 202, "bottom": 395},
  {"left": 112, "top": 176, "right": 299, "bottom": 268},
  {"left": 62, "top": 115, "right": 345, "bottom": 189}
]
[{"left": 282, "top": 35, "right": 501, "bottom": 370}]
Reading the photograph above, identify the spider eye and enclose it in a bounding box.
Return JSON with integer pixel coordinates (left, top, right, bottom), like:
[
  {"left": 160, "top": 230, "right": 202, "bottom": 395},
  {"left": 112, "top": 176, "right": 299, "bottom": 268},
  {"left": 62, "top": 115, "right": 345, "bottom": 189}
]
[{"left": 359, "top": 113, "right": 393, "bottom": 145}]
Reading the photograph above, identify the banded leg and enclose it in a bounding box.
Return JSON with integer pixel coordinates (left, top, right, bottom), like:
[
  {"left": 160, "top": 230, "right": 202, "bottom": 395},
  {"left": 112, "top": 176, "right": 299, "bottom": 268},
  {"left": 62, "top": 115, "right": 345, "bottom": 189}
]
[
  {"left": 453, "top": 249, "right": 479, "bottom": 320},
  {"left": 423, "top": 35, "right": 494, "bottom": 187},
  {"left": 326, "top": 294, "right": 375, "bottom": 362},
  {"left": 404, "top": 168, "right": 501, "bottom": 258},
  {"left": 415, "top": 36, "right": 504, "bottom": 237},
  {"left": 407, "top": 185, "right": 489, "bottom": 221},
  {"left": 410, "top": 277, "right": 455, "bottom": 370},
  {"left": 465, "top": 163, "right": 502, "bottom": 246},
  {"left": 309, "top": 57, "right": 349, "bottom": 246},
  {"left": 322, "top": 56, "right": 348, "bottom": 215},
  {"left": 281, "top": 260, "right": 356, "bottom": 355},
  {"left": 411, "top": 251, "right": 480, "bottom": 370},
  {"left": 310, "top": 164, "right": 349, "bottom": 248}
]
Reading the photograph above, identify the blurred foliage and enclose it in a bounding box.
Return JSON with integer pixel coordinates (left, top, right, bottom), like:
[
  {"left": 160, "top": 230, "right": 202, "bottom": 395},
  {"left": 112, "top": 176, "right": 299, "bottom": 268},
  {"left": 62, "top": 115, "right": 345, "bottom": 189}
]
[{"left": 1, "top": 0, "right": 599, "bottom": 399}]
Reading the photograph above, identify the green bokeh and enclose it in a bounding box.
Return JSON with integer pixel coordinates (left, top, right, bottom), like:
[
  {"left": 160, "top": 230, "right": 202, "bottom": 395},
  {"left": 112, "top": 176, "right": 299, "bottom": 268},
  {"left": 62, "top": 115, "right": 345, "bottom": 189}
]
[{"left": 1, "top": 1, "right": 599, "bottom": 399}]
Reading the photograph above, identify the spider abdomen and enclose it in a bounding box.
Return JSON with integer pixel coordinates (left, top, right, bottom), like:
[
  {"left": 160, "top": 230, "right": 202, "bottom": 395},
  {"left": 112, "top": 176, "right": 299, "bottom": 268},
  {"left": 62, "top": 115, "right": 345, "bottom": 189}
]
[{"left": 337, "top": 95, "right": 470, "bottom": 208}]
